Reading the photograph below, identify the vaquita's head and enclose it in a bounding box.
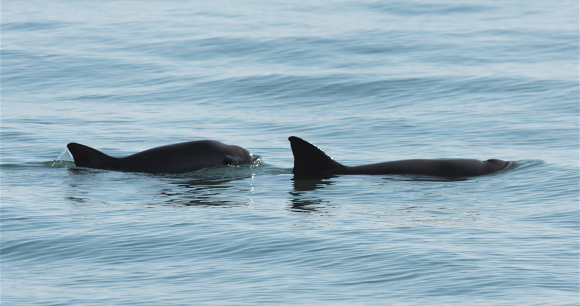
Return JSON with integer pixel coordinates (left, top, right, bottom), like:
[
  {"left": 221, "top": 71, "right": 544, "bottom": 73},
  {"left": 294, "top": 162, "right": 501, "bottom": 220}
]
[{"left": 227, "top": 145, "right": 255, "bottom": 164}]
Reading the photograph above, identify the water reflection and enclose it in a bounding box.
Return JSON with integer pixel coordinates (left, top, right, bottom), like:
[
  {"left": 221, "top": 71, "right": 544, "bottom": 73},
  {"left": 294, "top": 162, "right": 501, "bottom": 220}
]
[
  {"left": 159, "top": 178, "right": 250, "bottom": 207},
  {"left": 287, "top": 178, "right": 334, "bottom": 213},
  {"left": 65, "top": 166, "right": 255, "bottom": 208}
]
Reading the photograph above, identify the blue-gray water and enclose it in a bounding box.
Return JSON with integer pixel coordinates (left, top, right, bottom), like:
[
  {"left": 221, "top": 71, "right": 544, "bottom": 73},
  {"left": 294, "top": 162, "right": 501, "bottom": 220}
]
[{"left": 2, "top": 0, "right": 578, "bottom": 305}]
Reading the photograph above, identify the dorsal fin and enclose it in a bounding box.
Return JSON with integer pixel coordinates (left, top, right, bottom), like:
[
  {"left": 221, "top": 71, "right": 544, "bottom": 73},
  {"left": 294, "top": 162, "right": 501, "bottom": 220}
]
[
  {"left": 66, "top": 143, "right": 116, "bottom": 170},
  {"left": 288, "top": 136, "right": 343, "bottom": 177}
]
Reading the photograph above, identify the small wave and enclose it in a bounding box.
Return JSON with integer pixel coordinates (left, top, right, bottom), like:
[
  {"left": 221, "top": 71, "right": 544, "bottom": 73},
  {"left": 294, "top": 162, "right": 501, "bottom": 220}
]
[
  {"left": 509, "top": 159, "right": 545, "bottom": 170},
  {"left": 51, "top": 147, "right": 74, "bottom": 167},
  {"left": 2, "top": 21, "right": 73, "bottom": 32},
  {"left": 49, "top": 160, "right": 76, "bottom": 167}
]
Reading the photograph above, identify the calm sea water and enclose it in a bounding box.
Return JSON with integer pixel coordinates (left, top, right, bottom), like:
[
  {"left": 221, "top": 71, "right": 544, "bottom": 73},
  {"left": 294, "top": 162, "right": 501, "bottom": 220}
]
[{"left": 2, "top": 0, "right": 578, "bottom": 305}]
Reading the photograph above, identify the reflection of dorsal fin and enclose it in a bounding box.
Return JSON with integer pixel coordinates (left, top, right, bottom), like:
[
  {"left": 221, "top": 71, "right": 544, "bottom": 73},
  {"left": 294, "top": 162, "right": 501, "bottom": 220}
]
[
  {"left": 67, "top": 143, "right": 115, "bottom": 169},
  {"left": 288, "top": 136, "right": 343, "bottom": 177}
]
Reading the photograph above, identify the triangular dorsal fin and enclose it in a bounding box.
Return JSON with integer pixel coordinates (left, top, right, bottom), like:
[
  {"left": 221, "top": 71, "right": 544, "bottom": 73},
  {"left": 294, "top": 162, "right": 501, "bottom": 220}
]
[
  {"left": 288, "top": 136, "right": 344, "bottom": 177},
  {"left": 66, "top": 143, "right": 116, "bottom": 170}
]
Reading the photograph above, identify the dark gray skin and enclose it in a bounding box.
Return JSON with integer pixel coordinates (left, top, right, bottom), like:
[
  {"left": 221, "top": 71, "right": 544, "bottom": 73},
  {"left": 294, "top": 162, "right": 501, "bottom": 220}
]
[
  {"left": 289, "top": 136, "right": 514, "bottom": 178},
  {"left": 67, "top": 140, "right": 255, "bottom": 174}
]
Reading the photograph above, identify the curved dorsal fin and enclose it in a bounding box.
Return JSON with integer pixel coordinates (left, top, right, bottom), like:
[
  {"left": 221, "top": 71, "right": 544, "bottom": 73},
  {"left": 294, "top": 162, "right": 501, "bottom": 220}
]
[
  {"left": 67, "top": 143, "right": 115, "bottom": 170},
  {"left": 288, "top": 136, "right": 343, "bottom": 177}
]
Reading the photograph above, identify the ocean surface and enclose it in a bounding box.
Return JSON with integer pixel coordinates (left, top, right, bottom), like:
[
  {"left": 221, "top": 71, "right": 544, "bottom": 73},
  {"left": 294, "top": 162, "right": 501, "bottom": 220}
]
[{"left": 2, "top": 0, "right": 578, "bottom": 305}]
